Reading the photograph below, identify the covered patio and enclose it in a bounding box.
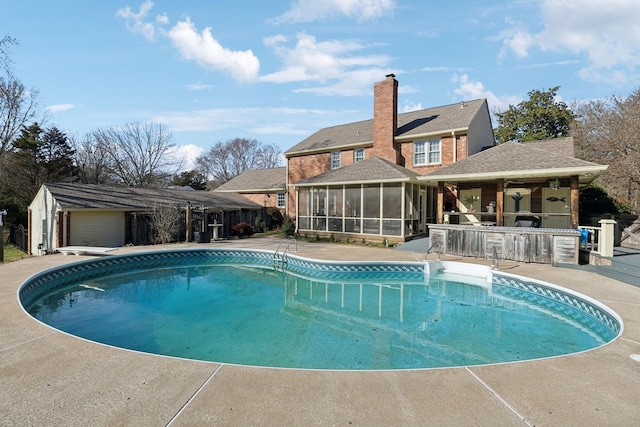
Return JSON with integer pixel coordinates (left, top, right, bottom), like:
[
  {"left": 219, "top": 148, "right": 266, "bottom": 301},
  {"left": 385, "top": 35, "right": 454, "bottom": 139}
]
[{"left": 420, "top": 138, "right": 608, "bottom": 229}]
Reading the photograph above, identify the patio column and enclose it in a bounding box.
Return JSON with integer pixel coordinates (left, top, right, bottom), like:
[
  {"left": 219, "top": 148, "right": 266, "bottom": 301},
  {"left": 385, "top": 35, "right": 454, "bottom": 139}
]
[
  {"left": 437, "top": 181, "right": 444, "bottom": 224},
  {"left": 496, "top": 179, "right": 504, "bottom": 226},
  {"left": 571, "top": 175, "right": 579, "bottom": 228}
]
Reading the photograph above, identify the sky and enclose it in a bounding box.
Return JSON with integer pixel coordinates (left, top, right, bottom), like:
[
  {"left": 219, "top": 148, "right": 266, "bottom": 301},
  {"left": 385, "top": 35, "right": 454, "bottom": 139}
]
[{"left": 3, "top": 0, "right": 640, "bottom": 169}]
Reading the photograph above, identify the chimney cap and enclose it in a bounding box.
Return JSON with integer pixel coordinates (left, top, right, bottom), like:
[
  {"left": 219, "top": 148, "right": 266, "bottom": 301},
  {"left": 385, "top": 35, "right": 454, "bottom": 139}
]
[{"left": 385, "top": 73, "right": 396, "bottom": 79}]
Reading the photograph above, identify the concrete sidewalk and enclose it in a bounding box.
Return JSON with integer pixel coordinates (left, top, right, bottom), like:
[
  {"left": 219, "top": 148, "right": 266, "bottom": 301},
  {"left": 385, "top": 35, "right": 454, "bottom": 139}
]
[{"left": 2, "top": 237, "right": 640, "bottom": 426}]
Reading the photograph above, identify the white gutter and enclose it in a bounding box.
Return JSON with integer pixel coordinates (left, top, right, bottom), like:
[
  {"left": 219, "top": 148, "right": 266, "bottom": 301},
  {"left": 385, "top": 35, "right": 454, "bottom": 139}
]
[
  {"left": 394, "top": 127, "right": 469, "bottom": 142},
  {"left": 452, "top": 130, "right": 457, "bottom": 163},
  {"left": 418, "top": 165, "right": 608, "bottom": 184},
  {"left": 285, "top": 141, "right": 373, "bottom": 158},
  {"left": 292, "top": 177, "right": 420, "bottom": 188}
]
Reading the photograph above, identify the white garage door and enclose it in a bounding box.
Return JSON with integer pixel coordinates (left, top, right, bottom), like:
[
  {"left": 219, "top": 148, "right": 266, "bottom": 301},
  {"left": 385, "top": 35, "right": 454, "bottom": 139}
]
[{"left": 70, "top": 211, "right": 125, "bottom": 247}]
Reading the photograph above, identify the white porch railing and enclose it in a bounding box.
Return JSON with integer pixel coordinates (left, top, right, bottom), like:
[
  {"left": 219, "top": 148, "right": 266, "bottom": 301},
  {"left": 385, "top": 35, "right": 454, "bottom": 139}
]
[{"left": 578, "top": 219, "right": 616, "bottom": 258}]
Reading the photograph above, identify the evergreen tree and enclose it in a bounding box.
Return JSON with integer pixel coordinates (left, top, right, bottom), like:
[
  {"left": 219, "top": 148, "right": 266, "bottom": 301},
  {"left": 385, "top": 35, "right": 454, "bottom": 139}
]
[
  {"left": 495, "top": 86, "right": 574, "bottom": 143},
  {"left": 170, "top": 169, "right": 208, "bottom": 190},
  {"left": 9, "top": 122, "right": 76, "bottom": 207}
]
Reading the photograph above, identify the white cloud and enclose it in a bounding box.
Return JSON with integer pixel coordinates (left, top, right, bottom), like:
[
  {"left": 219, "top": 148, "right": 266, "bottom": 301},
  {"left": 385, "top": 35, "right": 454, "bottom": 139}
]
[
  {"left": 152, "top": 107, "right": 345, "bottom": 133},
  {"left": 452, "top": 74, "right": 521, "bottom": 112},
  {"left": 186, "top": 83, "right": 214, "bottom": 91},
  {"left": 117, "top": 3, "right": 259, "bottom": 82},
  {"left": 273, "top": 0, "right": 395, "bottom": 24},
  {"left": 293, "top": 68, "right": 396, "bottom": 97},
  {"left": 46, "top": 103, "right": 76, "bottom": 113},
  {"left": 116, "top": 0, "right": 158, "bottom": 41},
  {"left": 401, "top": 102, "right": 423, "bottom": 113},
  {"left": 260, "top": 32, "right": 394, "bottom": 96},
  {"left": 166, "top": 18, "right": 260, "bottom": 83},
  {"left": 261, "top": 32, "right": 389, "bottom": 82},
  {"left": 498, "top": 0, "right": 640, "bottom": 84},
  {"left": 169, "top": 144, "right": 203, "bottom": 171},
  {"left": 250, "top": 124, "right": 313, "bottom": 136}
]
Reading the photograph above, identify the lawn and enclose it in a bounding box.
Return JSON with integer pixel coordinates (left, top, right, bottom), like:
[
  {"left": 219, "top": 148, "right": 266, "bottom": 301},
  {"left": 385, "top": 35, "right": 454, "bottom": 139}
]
[{"left": 2, "top": 244, "right": 29, "bottom": 263}]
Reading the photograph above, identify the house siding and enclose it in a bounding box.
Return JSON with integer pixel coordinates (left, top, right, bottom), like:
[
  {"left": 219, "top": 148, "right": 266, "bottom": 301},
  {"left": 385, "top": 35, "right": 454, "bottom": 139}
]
[
  {"left": 467, "top": 100, "right": 495, "bottom": 154},
  {"left": 69, "top": 211, "right": 125, "bottom": 247},
  {"left": 28, "top": 186, "right": 60, "bottom": 255}
]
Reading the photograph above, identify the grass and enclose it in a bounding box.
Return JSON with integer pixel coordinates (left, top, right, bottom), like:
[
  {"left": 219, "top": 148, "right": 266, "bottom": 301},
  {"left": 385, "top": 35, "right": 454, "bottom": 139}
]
[{"left": 2, "top": 244, "right": 29, "bottom": 263}]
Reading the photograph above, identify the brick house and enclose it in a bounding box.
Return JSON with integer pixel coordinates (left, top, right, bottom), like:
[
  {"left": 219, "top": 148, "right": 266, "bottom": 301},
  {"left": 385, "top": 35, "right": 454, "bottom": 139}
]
[
  {"left": 284, "top": 74, "right": 494, "bottom": 242},
  {"left": 215, "top": 167, "right": 287, "bottom": 214},
  {"left": 222, "top": 74, "right": 607, "bottom": 242}
]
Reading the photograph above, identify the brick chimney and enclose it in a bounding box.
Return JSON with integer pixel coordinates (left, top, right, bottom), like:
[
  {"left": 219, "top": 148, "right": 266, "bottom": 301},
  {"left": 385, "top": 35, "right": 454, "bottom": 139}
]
[{"left": 372, "top": 74, "right": 401, "bottom": 164}]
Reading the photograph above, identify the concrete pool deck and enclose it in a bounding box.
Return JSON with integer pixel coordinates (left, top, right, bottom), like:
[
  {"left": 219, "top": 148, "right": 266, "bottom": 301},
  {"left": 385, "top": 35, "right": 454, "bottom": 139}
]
[{"left": 2, "top": 237, "right": 640, "bottom": 426}]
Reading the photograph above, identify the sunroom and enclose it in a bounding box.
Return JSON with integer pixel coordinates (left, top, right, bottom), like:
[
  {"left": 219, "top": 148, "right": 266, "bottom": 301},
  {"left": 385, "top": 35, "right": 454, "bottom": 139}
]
[{"left": 292, "top": 158, "right": 430, "bottom": 242}]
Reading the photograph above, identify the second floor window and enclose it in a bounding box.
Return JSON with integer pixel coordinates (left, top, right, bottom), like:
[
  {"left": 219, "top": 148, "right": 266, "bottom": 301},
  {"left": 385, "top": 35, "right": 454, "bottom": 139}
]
[
  {"left": 354, "top": 148, "right": 365, "bottom": 162},
  {"left": 331, "top": 151, "right": 341, "bottom": 169},
  {"left": 414, "top": 139, "right": 441, "bottom": 165}
]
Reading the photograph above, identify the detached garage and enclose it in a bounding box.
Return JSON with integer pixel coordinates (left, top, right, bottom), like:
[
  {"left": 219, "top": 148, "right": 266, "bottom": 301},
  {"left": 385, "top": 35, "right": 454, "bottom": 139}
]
[{"left": 28, "top": 183, "right": 262, "bottom": 256}]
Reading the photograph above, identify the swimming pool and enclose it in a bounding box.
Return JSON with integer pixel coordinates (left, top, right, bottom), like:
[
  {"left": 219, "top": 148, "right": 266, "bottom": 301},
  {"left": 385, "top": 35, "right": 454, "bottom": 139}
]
[{"left": 19, "top": 249, "right": 622, "bottom": 370}]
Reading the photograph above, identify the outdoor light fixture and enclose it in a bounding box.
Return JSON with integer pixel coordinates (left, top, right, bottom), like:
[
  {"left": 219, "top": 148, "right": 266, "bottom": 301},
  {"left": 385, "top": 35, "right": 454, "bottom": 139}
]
[{"left": 549, "top": 179, "right": 560, "bottom": 190}]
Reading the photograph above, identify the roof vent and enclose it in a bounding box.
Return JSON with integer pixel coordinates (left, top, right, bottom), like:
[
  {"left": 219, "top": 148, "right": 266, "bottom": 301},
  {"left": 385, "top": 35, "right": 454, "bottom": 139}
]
[{"left": 460, "top": 101, "right": 466, "bottom": 108}]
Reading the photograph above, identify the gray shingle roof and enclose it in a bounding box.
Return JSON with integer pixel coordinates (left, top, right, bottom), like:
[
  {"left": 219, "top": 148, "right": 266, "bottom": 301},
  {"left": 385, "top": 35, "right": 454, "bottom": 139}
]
[
  {"left": 285, "top": 99, "right": 487, "bottom": 155},
  {"left": 293, "top": 157, "right": 419, "bottom": 186},
  {"left": 214, "top": 167, "right": 286, "bottom": 192},
  {"left": 421, "top": 138, "right": 606, "bottom": 183},
  {"left": 518, "top": 137, "right": 574, "bottom": 157},
  {"left": 41, "top": 183, "right": 261, "bottom": 211}
]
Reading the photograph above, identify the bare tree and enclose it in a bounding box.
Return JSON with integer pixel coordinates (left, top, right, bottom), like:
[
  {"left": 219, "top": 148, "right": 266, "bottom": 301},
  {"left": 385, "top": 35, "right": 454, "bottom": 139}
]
[
  {"left": 1, "top": 35, "right": 17, "bottom": 76},
  {"left": 0, "top": 36, "right": 43, "bottom": 157},
  {"left": 0, "top": 77, "right": 41, "bottom": 157},
  {"left": 73, "top": 132, "right": 115, "bottom": 184},
  {"left": 195, "top": 137, "right": 282, "bottom": 184},
  {"left": 573, "top": 89, "right": 640, "bottom": 212},
  {"left": 92, "top": 122, "right": 183, "bottom": 187},
  {"left": 150, "top": 204, "right": 182, "bottom": 244}
]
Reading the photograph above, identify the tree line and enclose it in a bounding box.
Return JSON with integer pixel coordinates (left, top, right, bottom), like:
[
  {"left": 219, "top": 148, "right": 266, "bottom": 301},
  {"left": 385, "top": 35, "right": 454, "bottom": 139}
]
[
  {"left": 2, "top": 34, "right": 639, "bottom": 228},
  {"left": 495, "top": 86, "right": 638, "bottom": 214},
  {"left": 0, "top": 36, "right": 281, "bottom": 227}
]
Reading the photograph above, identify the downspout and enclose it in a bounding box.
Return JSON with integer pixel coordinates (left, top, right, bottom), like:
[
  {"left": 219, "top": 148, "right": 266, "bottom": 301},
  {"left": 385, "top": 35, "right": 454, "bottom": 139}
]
[
  {"left": 285, "top": 160, "right": 290, "bottom": 221},
  {"left": 62, "top": 211, "right": 68, "bottom": 247},
  {"left": 401, "top": 182, "right": 406, "bottom": 239},
  {"left": 295, "top": 187, "right": 299, "bottom": 234},
  {"left": 452, "top": 131, "right": 457, "bottom": 163}
]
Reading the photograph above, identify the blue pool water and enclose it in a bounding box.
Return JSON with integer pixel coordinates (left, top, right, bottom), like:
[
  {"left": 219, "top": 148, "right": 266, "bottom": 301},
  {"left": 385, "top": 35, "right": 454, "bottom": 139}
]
[{"left": 19, "top": 249, "right": 621, "bottom": 370}]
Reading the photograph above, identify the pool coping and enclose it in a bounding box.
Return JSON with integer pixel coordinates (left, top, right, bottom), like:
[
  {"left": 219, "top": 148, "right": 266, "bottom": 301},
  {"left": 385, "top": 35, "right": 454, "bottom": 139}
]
[{"left": 2, "top": 237, "right": 640, "bottom": 425}]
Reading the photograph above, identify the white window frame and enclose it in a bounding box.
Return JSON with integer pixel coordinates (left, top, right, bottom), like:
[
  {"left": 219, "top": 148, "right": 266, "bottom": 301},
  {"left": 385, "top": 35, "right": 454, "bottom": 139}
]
[
  {"left": 277, "top": 192, "right": 286, "bottom": 208},
  {"left": 331, "top": 151, "right": 341, "bottom": 169},
  {"left": 354, "top": 148, "right": 365, "bottom": 162},
  {"left": 413, "top": 141, "right": 426, "bottom": 165},
  {"left": 427, "top": 139, "right": 441, "bottom": 164},
  {"left": 413, "top": 139, "right": 441, "bottom": 165}
]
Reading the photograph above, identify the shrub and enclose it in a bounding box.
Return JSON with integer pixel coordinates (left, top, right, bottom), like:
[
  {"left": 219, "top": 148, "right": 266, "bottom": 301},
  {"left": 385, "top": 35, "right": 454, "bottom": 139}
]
[
  {"left": 269, "top": 209, "right": 284, "bottom": 229},
  {"left": 254, "top": 215, "right": 264, "bottom": 233},
  {"left": 280, "top": 219, "right": 295, "bottom": 236},
  {"left": 231, "top": 222, "right": 255, "bottom": 238}
]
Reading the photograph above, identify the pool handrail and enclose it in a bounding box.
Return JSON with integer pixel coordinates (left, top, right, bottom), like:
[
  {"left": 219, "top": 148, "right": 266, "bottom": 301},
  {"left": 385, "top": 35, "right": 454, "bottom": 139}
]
[{"left": 425, "top": 241, "right": 441, "bottom": 261}]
